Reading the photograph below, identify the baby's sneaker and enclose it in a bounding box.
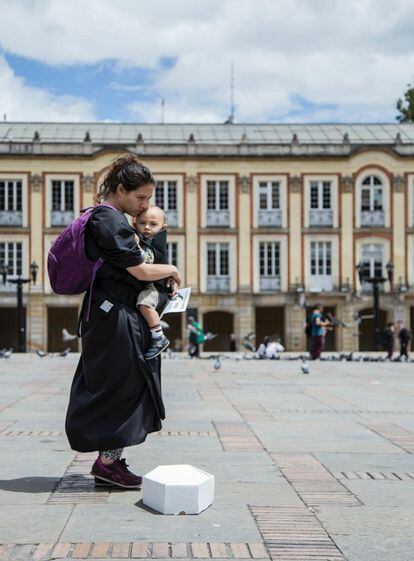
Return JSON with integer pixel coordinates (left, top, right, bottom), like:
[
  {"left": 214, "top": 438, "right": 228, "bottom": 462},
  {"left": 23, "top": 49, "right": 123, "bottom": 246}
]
[{"left": 145, "top": 335, "right": 170, "bottom": 360}]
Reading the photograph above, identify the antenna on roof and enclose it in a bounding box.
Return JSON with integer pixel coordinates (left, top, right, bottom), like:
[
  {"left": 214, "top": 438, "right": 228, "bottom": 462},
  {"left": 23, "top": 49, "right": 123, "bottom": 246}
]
[
  {"left": 161, "top": 98, "right": 165, "bottom": 124},
  {"left": 224, "top": 61, "right": 235, "bottom": 124}
]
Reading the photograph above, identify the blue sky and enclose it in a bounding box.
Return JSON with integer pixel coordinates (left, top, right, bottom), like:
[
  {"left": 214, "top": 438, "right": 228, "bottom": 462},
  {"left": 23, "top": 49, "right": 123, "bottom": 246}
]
[
  {"left": 0, "top": 0, "right": 412, "bottom": 123},
  {"left": 4, "top": 53, "right": 169, "bottom": 121}
]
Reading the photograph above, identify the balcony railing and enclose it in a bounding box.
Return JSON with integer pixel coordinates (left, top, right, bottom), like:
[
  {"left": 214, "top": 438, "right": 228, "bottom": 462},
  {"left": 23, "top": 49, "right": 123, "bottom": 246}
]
[
  {"left": 360, "top": 210, "right": 385, "bottom": 227},
  {"left": 0, "top": 210, "right": 23, "bottom": 226},
  {"left": 260, "top": 275, "right": 281, "bottom": 292},
  {"left": 309, "top": 275, "right": 334, "bottom": 292},
  {"left": 207, "top": 275, "right": 231, "bottom": 292},
  {"left": 165, "top": 209, "right": 178, "bottom": 228},
  {"left": 206, "top": 209, "right": 230, "bottom": 227},
  {"left": 309, "top": 209, "right": 333, "bottom": 227},
  {"left": 258, "top": 209, "right": 283, "bottom": 227},
  {"left": 51, "top": 210, "right": 75, "bottom": 227}
]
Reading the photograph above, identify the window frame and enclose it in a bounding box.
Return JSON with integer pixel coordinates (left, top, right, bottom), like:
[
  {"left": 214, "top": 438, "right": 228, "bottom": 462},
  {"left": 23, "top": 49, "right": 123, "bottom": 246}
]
[
  {"left": 200, "top": 235, "right": 237, "bottom": 293},
  {"left": 355, "top": 170, "right": 390, "bottom": 228},
  {"left": 253, "top": 234, "right": 288, "bottom": 293},
  {"left": 45, "top": 174, "right": 80, "bottom": 228},
  {"left": 304, "top": 175, "right": 338, "bottom": 228},
  {"left": 0, "top": 173, "right": 28, "bottom": 227},
  {"left": 252, "top": 175, "right": 287, "bottom": 229},
  {"left": 304, "top": 235, "right": 339, "bottom": 292},
  {"left": 200, "top": 175, "right": 236, "bottom": 228}
]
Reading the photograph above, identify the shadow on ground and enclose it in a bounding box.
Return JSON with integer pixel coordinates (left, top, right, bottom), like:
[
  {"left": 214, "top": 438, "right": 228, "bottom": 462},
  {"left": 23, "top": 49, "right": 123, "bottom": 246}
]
[{"left": 0, "top": 477, "right": 59, "bottom": 493}]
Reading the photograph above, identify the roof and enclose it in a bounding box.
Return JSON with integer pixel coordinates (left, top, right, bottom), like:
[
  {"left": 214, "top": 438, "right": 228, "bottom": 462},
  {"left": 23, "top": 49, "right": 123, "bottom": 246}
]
[{"left": 1, "top": 122, "right": 413, "bottom": 145}]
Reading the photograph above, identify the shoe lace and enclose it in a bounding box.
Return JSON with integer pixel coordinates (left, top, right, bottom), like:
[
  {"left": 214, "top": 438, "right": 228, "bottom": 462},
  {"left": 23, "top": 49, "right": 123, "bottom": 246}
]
[{"left": 118, "top": 458, "right": 130, "bottom": 472}]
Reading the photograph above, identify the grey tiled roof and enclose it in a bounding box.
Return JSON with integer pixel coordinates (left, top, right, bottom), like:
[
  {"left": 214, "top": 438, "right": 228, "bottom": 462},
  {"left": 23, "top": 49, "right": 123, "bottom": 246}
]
[{"left": 1, "top": 122, "right": 413, "bottom": 144}]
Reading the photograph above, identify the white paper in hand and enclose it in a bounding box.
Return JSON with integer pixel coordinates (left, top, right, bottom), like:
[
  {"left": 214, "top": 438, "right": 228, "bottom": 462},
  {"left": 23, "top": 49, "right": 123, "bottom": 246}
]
[{"left": 161, "top": 287, "right": 191, "bottom": 316}]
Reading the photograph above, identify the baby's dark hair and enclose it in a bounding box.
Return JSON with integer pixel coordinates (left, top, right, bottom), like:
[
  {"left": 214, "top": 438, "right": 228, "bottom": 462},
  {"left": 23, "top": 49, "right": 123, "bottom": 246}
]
[{"left": 97, "top": 153, "right": 155, "bottom": 203}]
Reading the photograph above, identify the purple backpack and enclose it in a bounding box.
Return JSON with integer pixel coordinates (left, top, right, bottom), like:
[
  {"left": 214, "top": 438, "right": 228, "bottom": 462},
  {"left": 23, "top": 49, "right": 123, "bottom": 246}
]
[{"left": 47, "top": 203, "right": 117, "bottom": 320}]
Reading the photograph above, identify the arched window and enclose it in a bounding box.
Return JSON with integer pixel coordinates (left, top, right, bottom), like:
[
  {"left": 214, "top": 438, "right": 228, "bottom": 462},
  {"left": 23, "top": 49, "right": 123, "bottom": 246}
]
[{"left": 360, "top": 175, "right": 385, "bottom": 226}]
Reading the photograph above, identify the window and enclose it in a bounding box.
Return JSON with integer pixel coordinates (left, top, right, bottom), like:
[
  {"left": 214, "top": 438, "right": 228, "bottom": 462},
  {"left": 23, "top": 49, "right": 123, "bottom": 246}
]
[
  {"left": 207, "top": 243, "right": 229, "bottom": 276},
  {"left": 167, "top": 242, "right": 178, "bottom": 267},
  {"left": 206, "top": 181, "right": 230, "bottom": 227},
  {"left": 310, "top": 181, "right": 331, "bottom": 209},
  {"left": 155, "top": 181, "right": 177, "bottom": 211},
  {"left": 52, "top": 180, "right": 74, "bottom": 212},
  {"left": 308, "top": 180, "right": 333, "bottom": 227},
  {"left": 0, "top": 180, "right": 22, "bottom": 212},
  {"left": 259, "top": 242, "right": 280, "bottom": 276},
  {"left": 51, "top": 180, "right": 75, "bottom": 226},
  {"left": 310, "top": 241, "right": 332, "bottom": 276},
  {"left": 259, "top": 181, "right": 280, "bottom": 210},
  {"left": 361, "top": 243, "right": 383, "bottom": 279},
  {"left": 0, "top": 242, "right": 22, "bottom": 278},
  {"left": 361, "top": 176, "right": 384, "bottom": 211},
  {"left": 207, "top": 181, "right": 229, "bottom": 210}
]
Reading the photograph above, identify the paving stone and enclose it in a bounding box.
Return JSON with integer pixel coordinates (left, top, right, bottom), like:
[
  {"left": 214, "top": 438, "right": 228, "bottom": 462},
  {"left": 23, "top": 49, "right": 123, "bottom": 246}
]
[{"left": 1, "top": 355, "right": 414, "bottom": 561}]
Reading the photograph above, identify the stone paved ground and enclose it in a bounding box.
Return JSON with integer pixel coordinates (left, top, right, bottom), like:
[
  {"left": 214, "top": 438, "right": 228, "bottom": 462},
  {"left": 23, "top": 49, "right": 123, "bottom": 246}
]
[{"left": 1, "top": 354, "right": 414, "bottom": 561}]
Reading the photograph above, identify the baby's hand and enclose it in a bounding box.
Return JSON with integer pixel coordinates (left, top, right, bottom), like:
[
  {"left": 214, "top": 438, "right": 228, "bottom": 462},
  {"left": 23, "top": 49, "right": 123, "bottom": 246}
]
[{"left": 134, "top": 234, "right": 141, "bottom": 247}]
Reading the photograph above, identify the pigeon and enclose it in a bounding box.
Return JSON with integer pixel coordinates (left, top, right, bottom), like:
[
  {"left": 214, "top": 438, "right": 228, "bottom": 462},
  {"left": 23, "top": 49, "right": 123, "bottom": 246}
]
[
  {"left": 36, "top": 349, "right": 48, "bottom": 358},
  {"left": 2, "top": 348, "right": 12, "bottom": 359},
  {"left": 213, "top": 356, "right": 222, "bottom": 370},
  {"left": 58, "top": 348, "right": 71, "bottom": 357},
  {"left": 62, "top": 328, "right": 77, "bottom": 342},
  {"left": 242, "top": 340, "right": 255, "bottom": 352},
  {"left": 204, "top": 332, "right": 217, "bottom": 341},
  {"left": 300, "top": 358, "right": 310, "bottom": 374}
]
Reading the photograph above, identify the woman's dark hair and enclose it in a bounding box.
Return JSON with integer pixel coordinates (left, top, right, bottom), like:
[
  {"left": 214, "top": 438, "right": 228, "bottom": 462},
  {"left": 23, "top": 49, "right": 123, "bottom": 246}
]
[{"left": 97, "top": 153, "right": 155, "bottom": 202}]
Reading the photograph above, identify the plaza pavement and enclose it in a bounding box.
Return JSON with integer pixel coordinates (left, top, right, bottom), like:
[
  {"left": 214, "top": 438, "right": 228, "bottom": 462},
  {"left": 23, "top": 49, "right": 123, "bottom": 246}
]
[{"left": 0, "top": 353, "right": 414, "bottom": 561}]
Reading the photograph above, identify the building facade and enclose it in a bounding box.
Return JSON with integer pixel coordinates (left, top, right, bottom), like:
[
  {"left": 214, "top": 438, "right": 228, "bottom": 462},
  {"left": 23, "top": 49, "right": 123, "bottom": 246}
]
[{"left": 1, "top": 122, "right": 414, "bottom": 352}]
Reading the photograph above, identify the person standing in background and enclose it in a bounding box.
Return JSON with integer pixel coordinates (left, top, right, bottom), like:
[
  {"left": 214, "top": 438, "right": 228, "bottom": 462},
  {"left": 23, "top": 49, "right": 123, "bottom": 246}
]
[
  {"left": 397, "top": 320, "right": 411, "bottom": 360},
  {"left": 384, "top": 322, "right": 395, "bottom": 360},
  {"left": 187, "top": 315, "right": 204, "bottom": 358},
  {"left": 310, "top": 304, "right": 330, "bottom": 360}
]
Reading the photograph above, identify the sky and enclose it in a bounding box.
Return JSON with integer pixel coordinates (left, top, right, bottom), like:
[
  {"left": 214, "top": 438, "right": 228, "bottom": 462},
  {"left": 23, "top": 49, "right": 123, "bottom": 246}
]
[{"left": 0, "top": 0, "right": 414, "bottom": 124}]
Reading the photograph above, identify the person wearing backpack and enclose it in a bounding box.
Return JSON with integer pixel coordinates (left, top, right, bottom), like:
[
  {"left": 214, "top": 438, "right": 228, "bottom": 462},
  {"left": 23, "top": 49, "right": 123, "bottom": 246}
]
[
  {"left": 309, "top": 304, "right": 330, "bottom": 360},
  {"left": 63, "top": 154, "right": 181, "bottom": 489}
]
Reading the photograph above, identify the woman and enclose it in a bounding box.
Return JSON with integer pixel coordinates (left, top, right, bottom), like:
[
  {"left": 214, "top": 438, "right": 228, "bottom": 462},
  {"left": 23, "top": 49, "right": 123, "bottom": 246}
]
[{"left": 65, "top": 154, "right": 181, "bottom": 489}]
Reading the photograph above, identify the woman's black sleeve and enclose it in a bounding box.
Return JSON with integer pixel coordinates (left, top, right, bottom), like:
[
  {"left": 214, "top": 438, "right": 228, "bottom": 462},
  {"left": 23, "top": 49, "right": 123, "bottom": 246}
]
[{"left": 88, "top": 207, "right": 143, "bottom": 268}]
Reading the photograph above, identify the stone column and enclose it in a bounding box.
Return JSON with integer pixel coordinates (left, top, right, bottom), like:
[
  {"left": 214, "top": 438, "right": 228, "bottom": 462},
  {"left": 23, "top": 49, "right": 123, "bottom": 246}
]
[
  {"left": 235, "top": 298, "right": 255, "bottom": 346},
  {"left": 81, "top": 174, "right": 95, "bottom": 208},
  {"left": 238, "top": 175, "right": 251, "bottom": 293},
  {"left": 340, "top": 175, "right": 354, "bottom": 289},
  {"left": 27, "top": 174, "right": 47, "bottom": 350},
  {"left": 185, "top": 175, "right": 199, "bottom": 290},
  {"left": 288, "top": 176, "right": 302, "bottom": 286},
  {"left": 337, "top": 297, "right": 358, "bottom": 351},
  {"left": 392, "top": 175, "right": 406, "bottom": 288},
  {"left": 26, "top": 288, "right": 46, "bottom": 351},
  {"left": 286, "top": 301, "right": 306, "bottom": 351}
]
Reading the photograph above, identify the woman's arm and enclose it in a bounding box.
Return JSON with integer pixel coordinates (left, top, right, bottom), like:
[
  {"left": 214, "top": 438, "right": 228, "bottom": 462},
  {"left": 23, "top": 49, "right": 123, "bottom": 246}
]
[{"left": 127, "top": 262, "right": 181, "bottom": 285}]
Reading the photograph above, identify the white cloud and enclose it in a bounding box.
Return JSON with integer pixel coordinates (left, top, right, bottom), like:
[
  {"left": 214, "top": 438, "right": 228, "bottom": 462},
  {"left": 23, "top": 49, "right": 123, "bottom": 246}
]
[
  {"left": 0, "top": 0, "right": 413, "bottom": 122},
  {"left": 0, "top": 55, "right": 94, "bottom": 121}
]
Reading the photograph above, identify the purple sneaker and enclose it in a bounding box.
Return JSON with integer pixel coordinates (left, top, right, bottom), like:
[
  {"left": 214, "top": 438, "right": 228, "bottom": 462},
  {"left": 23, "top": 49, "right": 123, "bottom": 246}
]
[{"left": 91, "top": 456, "right": 142, "bottom": 489}]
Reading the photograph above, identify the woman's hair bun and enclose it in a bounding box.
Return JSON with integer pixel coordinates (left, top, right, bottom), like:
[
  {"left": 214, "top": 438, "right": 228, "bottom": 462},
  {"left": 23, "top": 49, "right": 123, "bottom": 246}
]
[{"left": 97, "top": 153, "right": 155, "bottom": 202}]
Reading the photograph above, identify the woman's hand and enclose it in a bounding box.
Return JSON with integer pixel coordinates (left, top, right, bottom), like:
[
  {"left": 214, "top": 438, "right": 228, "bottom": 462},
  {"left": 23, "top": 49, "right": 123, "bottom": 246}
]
[
  {"left": 172, "top": 267, "right": 181, "bottom": 287},
  {"left": 170, "top": 280, "right": 180, "bottom": 297}
]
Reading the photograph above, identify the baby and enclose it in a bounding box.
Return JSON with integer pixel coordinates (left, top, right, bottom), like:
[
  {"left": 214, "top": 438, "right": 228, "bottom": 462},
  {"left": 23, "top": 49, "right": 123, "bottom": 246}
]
[{"left": 135, "top": 205, "right": 170, "bottom": 359}]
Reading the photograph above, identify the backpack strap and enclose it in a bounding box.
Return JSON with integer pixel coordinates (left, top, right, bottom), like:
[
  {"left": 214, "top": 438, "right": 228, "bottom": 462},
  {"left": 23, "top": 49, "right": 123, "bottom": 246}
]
[{"left": 83, "top": 203, "right": 119, "bottom": 323}]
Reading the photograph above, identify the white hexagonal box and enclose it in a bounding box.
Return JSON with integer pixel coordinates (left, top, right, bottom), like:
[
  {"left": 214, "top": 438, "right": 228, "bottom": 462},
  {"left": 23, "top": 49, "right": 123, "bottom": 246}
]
[{"left": 142, "top": 464, "right": 215, "bottom": 515}]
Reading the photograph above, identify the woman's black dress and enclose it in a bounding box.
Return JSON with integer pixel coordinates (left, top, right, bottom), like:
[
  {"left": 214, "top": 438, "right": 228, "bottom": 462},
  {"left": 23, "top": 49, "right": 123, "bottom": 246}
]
[{"left": 65, "top": 206, "right": 165, "bottom": 453}]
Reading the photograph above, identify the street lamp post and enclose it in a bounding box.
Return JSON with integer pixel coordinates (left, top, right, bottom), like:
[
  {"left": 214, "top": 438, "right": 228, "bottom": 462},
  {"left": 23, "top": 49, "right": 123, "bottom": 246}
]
[
  {"left": 1, "top": 261, "right": 39, "bottom": 352},
  {"left": 356, "top": 260, "right": 393, "bottom": 351}
]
